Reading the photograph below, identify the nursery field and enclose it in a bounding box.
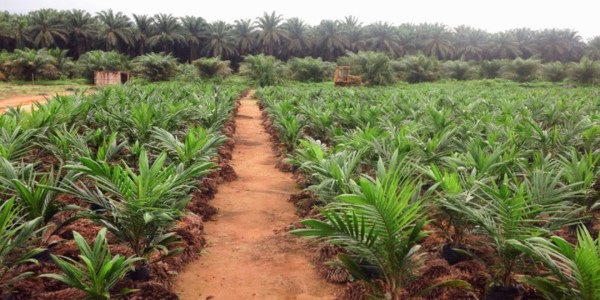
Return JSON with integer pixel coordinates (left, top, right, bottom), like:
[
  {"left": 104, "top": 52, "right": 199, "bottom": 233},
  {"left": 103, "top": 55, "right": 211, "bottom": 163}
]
[
  {"left": 0, "top": 82, "right": 245, "bottom": 299},
  {"left": 259, "top": 80, "right": 600, "bottom": 299},
  {"left": 0, "top": 79, "right": 599, "bottom": 300}
]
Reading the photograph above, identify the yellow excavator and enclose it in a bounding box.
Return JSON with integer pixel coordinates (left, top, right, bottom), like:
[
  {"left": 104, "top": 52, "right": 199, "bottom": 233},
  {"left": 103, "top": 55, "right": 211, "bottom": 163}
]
[{"left": 333, "top": 66, "right": 361, "bottom": 86}]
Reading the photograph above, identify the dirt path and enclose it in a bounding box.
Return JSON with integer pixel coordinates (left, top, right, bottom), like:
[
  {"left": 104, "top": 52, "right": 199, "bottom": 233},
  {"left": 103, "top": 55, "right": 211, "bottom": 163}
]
[
  {"left": 0, "top": 95, "right": 50, "bottom": 112},
  {"left": 174, "top": 92, "right": 339, "bottom": 299}
]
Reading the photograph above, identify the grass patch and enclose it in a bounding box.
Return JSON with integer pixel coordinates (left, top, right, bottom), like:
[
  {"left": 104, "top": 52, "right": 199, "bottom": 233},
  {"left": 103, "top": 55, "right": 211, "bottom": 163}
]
[{"left": 0, "top": 79, "right": 91, "bottom": 99}]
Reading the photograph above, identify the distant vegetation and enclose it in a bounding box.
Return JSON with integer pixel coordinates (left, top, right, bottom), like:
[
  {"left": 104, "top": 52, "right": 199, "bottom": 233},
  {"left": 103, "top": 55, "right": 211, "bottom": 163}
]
[
  {"left": 0, "top": 9, "right": 599, "bottom": 86},
  {"left": 0, "top": 9, "right": 599, "bottom": 64}
]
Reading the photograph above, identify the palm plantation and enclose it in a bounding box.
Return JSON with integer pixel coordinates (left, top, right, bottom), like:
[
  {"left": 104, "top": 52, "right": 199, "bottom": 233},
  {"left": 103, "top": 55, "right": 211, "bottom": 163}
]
[
  {"left": 0, "top": 5, "right": 598, "bottom": 300},
  {"left": 0, "top": 8, "right": 598, "bottom": 62}
]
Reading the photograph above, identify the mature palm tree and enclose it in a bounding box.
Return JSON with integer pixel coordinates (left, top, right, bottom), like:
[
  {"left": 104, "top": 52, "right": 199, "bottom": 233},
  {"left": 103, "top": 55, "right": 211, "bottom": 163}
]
[
  {"left": 203, "top": 21, "right": 237, "bottom": 59},
  {"left": 96, "top": 9, "right": 134, "bottom": 51},
  {"left": 537, "top": 29, "right": 571, "bottom": 62},
  {"left": 487, "top": 32, "right": 521, "bottom": 59},
  {"left": 585, "top": 36, "right": 600, "bottom": 60},
  {"left": 147, "top": 14, "right": 184, "bottom": 53},
  {"left": 453, "top": 25, "right": 488, "bottom": 61},
  {"left": 314, "top": 20, "right": 347, "bottom": 61},
  {"left": 0, "top": 14, "right": 30, "bottom": 50},
  {"left": 181, "top": 16, "right": 206, "bottom": 62},
  {"left": 539, "top": 29, "right": 585, "bottom": 62},
  {"left": 65, "top": 9, "right": 96, "bottom": 57},
  {"left": 418, "top": 23, "right": 454, "bottom": 59},
  {"left": 234, "top": 19, "right": 256, "bottom": 56},
  {"left": 28, "top": 9, "right": 68, "bottom": 48},
  {"left": 397, "top": 23, "right": 418, "bottom": 56},
  {"left": 255, "top": 11, "right": 287, "bottom": 56},
  {"left": 283, "top": 17, "right": 311, "bottom": 58},
  {"left": 561, "top": 29, "right": 585, "bottom": 61},
  {"left": 509, "top": 27, "right": 537, "bottom": 58},
  {"left": 341, "top": 16, "right": 365, "bottom": 53},
  {"left": 365, "top": 22, "right": 402, "bottom": 57},
  {"left": 132, "top": 14, "right": 154, "bottom": 56}
]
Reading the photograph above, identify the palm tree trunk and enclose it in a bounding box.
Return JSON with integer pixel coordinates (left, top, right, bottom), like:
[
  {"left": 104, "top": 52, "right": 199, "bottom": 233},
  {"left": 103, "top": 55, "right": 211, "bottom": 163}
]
[{"left": 188, "top": 41, "right": 194, "bottom": 63}]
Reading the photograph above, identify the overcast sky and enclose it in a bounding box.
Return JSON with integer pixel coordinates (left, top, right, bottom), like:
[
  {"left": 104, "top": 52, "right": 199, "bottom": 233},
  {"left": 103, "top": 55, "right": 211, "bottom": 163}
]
[{"left": 3, "top": 0, "right": 599, "bottom": 39}]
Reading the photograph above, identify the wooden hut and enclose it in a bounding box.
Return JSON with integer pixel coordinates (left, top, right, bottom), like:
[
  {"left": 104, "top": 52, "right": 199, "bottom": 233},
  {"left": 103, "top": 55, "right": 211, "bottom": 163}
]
[{"left": 94, "top": 71, "right": 131, "bottom": 86}]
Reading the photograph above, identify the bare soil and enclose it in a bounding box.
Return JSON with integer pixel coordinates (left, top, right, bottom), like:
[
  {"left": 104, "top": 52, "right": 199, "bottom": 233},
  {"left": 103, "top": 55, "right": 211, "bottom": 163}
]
[
  {"left": 174, "top": 92, "right": 340, "bottom": 299},
  {"left": 0, "top": 95, "right": 50, "bottom": 112}
]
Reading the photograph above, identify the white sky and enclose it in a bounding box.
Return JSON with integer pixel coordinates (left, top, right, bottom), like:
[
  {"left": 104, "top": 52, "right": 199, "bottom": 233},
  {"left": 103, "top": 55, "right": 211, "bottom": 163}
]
[{"left": 3, "top": 0, "right": 599, "bottom": 39}]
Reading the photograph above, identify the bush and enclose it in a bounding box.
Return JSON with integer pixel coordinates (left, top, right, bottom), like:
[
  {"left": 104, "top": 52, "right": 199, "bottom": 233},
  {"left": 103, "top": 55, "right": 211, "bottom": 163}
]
[
  {"left": 174, "top": 63, "right": 200, "bottom": 82},
  {"left": 569, "top": 57, "right": 600, "bottom": 84},
  {"left": 132, "top": 53, "right": 178, "bottom": 82},
  {"left": 541, "top": 62, "right": 568, "bottom": 82},
  {"left": 47, "top": 48, "right": 76, "bottom": 79},
  {"left": 77, "top": 50, "right": 130, "bottom": 81},
  {"left": 240, "top": 54, "right": 286, "bottom": 86},
  {"left": 502, "top": 58, "right": 540, "bottom": 82},
  {"left": 337, "top": 51, "right": 394, "bottom": 86},
  {"left": 3, "top": 48, "right": 59, "bottom": 80},
  {"left": 287, "top": 57, "right": 333, "bottom": 82},
  {"left": 0, "top": 51, "right": 11, "bottom": 81},
  {"left": 397, "top": 54, "right": 442, "bottom": 83},
  {"left": 192, "top": 57, "right": 232, "bottom": 79},
  {"left": 478, "top": 60, "right": 504, "bottom": 79},
  {"left": 443, "top": 60, "right": 476, "bottom": 80}
]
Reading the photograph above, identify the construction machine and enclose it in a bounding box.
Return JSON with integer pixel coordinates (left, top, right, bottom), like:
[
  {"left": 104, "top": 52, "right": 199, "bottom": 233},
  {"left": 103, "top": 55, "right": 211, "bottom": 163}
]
[{"left": 333, "top": 66, "right": 361, "bottom": 86}]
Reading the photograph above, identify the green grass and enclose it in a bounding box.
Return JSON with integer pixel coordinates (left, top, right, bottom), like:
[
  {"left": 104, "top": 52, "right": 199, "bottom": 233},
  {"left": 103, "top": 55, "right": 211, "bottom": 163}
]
[{"left": 0, "top": 79, "right": 91, "bottom": 99}]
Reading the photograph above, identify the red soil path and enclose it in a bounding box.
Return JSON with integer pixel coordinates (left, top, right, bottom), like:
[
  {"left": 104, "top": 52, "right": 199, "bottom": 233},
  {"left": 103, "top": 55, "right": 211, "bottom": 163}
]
[
  {"left": 0, "top": 95, "right": 50, "bottom": 112},
  {"left": 174, "top": 92, "right": 339, "bottom": 299}
]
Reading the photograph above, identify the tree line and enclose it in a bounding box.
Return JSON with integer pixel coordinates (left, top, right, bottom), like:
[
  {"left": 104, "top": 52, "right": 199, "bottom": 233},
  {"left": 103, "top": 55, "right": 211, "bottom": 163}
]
[{"left": 1, "top": 9, "right": 599, "bottom": 64}]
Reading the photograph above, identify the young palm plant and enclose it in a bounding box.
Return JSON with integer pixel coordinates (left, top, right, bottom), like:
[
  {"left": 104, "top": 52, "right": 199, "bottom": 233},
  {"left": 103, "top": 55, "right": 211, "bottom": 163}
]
[
  {"left": 42, "top": 125, "right": 91, "bottom": 163},
  {"left": 559, "top": 150, "right": 600, "bottom": 209},
  {"left": 510, "top": 226, "right": 599, "bottom": 300},
  {"left": 64, "top": 151, "right": 212, "bottom": 260},
  {"left": 273, "top": 114, "right": 305, "bottom": 153},
  {"left": 302, "top": 150, "right": 363, "bottom": 203},
  {"left": 293, "top": 151, "right": 466, "bottom": 298},
  {"left": 41, "top": 228, "right": 142, "bottom": 300},
  {"left": 420, "top": 164, "right": 480, "bottom": 246},
  {"left": 91, "top": 132, "right": 128, "bottom": 163},
  {"left": 152, "top": 125, "right": 226, "bottom": 167},
  {"left": 0, "top": 198, "right": 44, "bottom": 295},
  {"left": 0, "top": 126, "right": 38, "bottom": 161},
  {"left": 443, "top": 176, "right": 583, "bottom": 288},
  {"left": 0, "top": 158, "right": 72, "bottom": 225}
]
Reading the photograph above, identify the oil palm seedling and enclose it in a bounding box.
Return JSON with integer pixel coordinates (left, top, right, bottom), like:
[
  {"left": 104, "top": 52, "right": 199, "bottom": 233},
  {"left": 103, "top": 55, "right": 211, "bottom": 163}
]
[
  {"left": 0, "top": 198, "right": 44, "bottom": 296},
  {"left": 510, "top": 226, "right": 599, "bottom": 300},
  {"left": 559, "top": 150, "right": 600, "bottom": 209},
  {"left": 152, "top": 125, "right": 226, "bottom": 167},
  {"left": 0, "top": 157, "right": 77, "bottom": 228},
  {"left": 273, "top": 114, "right": 305, "bottom": 153},
  {"left": 302, "top": 150, "right": 363, "bottom": 203},
  {"left": 64, "top": 151, "right": 212, "bottom": 259},
  {"left": 293, "top": 151, "right": 469, "bottom": 298},
  {"left": 90, "top": 132, "right": 128, "bottom": 163},
  {"left": 0, "top": 126, "right": 38, "bottom": 161},
  {"left": 42, "top": 124, "right": 91, "bottom": 163},
  {"left": 444, "top": 176, "right": 583, "bottom": 288},
  {"left": 420, "top": 164, "right": 478, "bottom": 246},
  {"left": 41, "top": 228, "right": 142, "bottom": 300}
]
